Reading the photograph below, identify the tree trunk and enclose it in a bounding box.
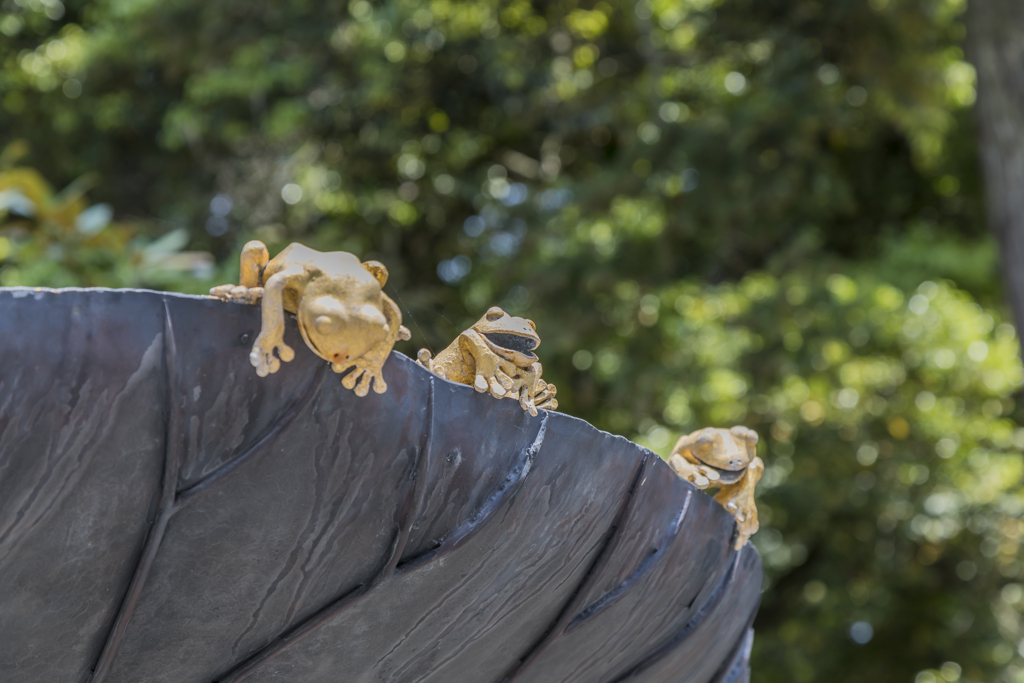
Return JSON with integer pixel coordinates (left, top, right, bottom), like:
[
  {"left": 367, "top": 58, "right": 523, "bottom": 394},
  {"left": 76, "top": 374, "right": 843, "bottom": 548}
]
[{"left": 968, "top": 0, "right": 1024, "bottom": 348}]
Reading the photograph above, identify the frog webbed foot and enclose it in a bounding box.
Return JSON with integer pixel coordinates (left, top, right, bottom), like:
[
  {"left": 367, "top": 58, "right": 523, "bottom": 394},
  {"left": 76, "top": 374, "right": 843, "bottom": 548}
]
[
  {"left": 720, "top": 493, "right": 759, "bottom": 549},
  {"left": 250, "top": 334, "right": 295, "bottom": 377},
  {"left": 516, "top": 377, "right": 555, "bottom": 416},
  {"left": 516, "top": 386, "right": 538, "bottom": 417},
  {"left": 471, "top": 354, "right": 518, "bottom": 400},
  {"left": 514, "top": 363, "right": 556, "bottom": 416},
  {"left": 333, "top": 357, "right": 387, "bottom": 396},
  {"left": 533, "top": 381, "right": 558, "bottom": 412},
  {"left": 210, "top": 284, "right": 264, "bottom": 305},
  {"left": 667, "top": 454, "right": 722, "bottom": 490},
  {"left": 474, "top": 370, "right": 516, "bottom": 399}
]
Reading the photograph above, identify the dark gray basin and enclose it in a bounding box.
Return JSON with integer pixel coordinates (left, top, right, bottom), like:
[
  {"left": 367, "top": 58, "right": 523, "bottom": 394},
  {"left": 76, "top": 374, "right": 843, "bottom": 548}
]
[{"left": 0, "top": 288, "right": 761, "bottom": 683}]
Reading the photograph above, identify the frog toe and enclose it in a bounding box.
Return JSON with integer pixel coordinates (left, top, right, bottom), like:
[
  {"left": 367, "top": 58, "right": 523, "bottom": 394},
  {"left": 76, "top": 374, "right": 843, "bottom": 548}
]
[
  {"left": 341, "top": 369, "right": 361, "bottom": 390},
  {"left": 353, "top": 373, "right": 372, "bottom": 397},
  {"left": 210, "top": 284, "right": 234, "bottom": 300},
  {"left": 487, "top": 377, "right": 507, "bottom": 398},
  {"left": 250, "top": 347, "right": 272, "bottom": 376}
]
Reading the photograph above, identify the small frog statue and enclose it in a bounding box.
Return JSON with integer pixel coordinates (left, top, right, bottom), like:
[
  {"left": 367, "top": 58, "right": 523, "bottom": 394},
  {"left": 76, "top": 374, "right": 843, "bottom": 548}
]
[
  {"left": 416, "top": 306, "right": 557, "bottom": 416},
  {"left": 668, "top": 426, "right": 763, "bottom": 549},
  {"left": 210, "top": 240, "right": 410, "bottom": 396}
]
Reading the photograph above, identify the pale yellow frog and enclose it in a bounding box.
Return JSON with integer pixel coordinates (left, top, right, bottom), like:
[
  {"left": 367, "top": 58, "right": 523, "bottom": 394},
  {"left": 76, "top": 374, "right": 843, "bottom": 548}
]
[
  {"left": 416, "top": 306, "right": 557, "bottom": 416},
  {"left": 210, "top": 240, "right": 410, "bottom": 396},
  {"left": 668, "top": 426, "right": 763, "bottom": 548}
]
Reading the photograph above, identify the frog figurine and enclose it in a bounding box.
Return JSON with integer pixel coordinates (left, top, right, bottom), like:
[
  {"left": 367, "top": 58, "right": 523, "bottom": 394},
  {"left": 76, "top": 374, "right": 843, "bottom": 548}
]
[
  {"left": 668, "top": 426, "right": 763, "bottom": 549},
  {"left": 210, "top": 240, "right": 410, "bottom": 396},
  {"left": 416, "top": 306, "right": 557, "bottom": 416}
]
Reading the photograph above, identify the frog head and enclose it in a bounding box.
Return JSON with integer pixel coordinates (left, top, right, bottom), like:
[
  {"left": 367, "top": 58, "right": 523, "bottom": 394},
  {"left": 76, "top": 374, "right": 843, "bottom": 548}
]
[
  {"left": 296, "top": 273, "right": 389, "bottom": 365},
  {"left": 470, "top": 306, "right": 541, "bottom": 368},
  {"left": 672, "top": 426, "right": 758, "bottom": 485}
]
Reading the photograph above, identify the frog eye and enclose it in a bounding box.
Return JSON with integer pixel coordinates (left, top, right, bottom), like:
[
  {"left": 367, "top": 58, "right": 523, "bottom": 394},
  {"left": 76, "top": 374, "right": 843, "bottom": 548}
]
[
  {"left": 730, "top": 425, "right": 759, "bottom": 445},
  {"left": 694, "top": 432, "right": 716, "bottom": 453},
  {"left": 314, "top": 315, "right": 337, "bottom": 335},
  {"left": 485, "top": 306, "right": 505, "bottom": 321}
]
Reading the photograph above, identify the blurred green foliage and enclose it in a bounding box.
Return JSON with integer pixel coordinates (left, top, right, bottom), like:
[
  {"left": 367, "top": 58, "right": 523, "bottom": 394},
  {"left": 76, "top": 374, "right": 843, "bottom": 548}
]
[
  {"left": 0, "top": 140, "right": 213, "bottom": 289},
  {"left": 632, "top": 274, "right": 1024, "bottom": 682},
  {"left": 3, "top": 0, "right": 1021, "bottom": 680}
]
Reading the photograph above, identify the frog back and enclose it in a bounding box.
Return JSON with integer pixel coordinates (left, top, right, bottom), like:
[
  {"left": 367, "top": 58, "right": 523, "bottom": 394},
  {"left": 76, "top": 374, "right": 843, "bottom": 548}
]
[
  {"left": 263, "top": 243, "right": 376, "bottom": 314},
  {"left": 263, "top": 243, "right": 363, "bottom": 281}
]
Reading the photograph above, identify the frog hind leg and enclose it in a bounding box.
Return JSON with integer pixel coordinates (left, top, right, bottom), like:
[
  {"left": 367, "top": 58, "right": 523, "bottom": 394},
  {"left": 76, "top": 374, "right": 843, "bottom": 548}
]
[
  {"left": 713, "top": 456, "right": 764, "bottom": 549},
  {"left": 210, "top": 240, "right": 270, "bottom": 303},
  {"left": 515, "top": 362, "right": 561, "bottom": 416},
  {"left": 533, "top": 380, "right": 558, "bottom": 412},
  {"left": 209, "top": 284, "right": 265, "bottom": 304},
  {"left": 416, "top": 348, "right": 435, "bottom": 372},
  {"left": 240, "top": 240, "right": 270, "bottom": 287}
]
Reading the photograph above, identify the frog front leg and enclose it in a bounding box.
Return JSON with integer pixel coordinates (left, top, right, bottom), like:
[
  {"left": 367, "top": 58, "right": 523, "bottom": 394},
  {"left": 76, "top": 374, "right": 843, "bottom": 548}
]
[
  {"left": 250, "top": 269, "right": 302, "bottom": 377},
  {"left": 714, "top": 456, "right": 764, "bottom": 549},
  {"left": 458, "top": 330, "right": 518, "bottom": 399},
  {"left": 331, "top": 294, "right": 411, "bottom": 396}
]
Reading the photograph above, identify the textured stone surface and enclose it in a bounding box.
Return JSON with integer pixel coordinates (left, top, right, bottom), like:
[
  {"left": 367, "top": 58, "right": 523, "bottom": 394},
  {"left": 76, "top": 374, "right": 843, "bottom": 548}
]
[{"left": 0, "top": 287, "right": 761, "bottom": 683}]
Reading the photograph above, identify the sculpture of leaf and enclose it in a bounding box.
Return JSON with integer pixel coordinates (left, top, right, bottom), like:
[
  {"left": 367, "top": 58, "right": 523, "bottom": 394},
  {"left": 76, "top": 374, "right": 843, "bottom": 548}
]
[{"left": 0, "top": 288, "right": 761, "bottom": 683}]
